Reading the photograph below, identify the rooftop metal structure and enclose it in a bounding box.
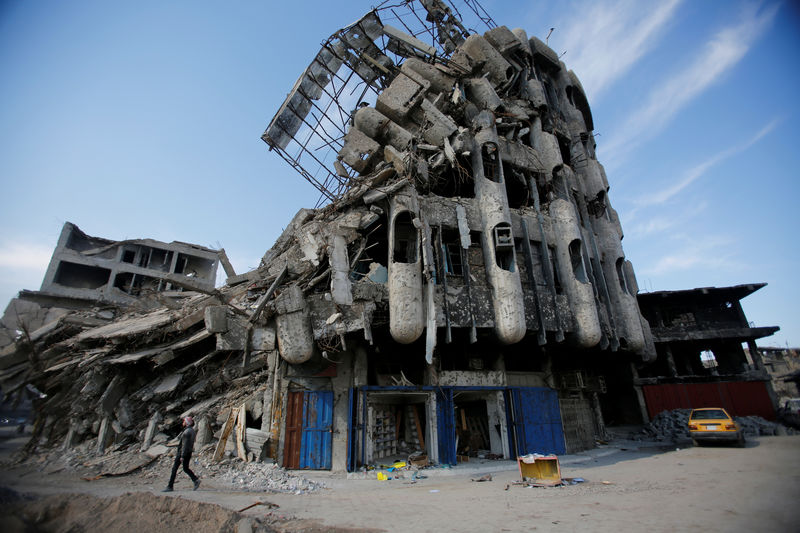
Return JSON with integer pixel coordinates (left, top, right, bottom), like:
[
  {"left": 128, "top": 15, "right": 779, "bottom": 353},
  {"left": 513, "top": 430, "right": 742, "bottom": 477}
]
[{"left": 262, "top": 0, "right": 496, "bottom": 207}]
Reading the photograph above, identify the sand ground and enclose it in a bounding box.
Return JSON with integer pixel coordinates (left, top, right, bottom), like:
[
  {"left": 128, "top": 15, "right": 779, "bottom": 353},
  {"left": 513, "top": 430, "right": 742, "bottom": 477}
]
[{"left": 1, "top": 431, "right": 799, "bottom": 532}]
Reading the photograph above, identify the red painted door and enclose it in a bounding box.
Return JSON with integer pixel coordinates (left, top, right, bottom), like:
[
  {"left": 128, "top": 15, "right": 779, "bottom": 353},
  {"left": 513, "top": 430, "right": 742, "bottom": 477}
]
[{"left": 283, "top": 391, "right": 304, "bottom": 469}]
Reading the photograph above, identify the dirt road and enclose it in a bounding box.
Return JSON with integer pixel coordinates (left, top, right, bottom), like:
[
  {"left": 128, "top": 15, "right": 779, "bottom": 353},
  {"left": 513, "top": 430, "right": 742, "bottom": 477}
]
[{"left": 2, "top": 435, "right": 799, "bottom": 532}]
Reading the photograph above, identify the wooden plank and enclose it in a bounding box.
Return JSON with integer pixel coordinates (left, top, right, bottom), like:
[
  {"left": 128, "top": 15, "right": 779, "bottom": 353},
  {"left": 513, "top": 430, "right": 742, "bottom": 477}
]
[
  {"left": 235, "top": 403, "right": 247, "bottom": 461},
  {"left": 212, "top": 407, "right": 236, "bottom": 462}
]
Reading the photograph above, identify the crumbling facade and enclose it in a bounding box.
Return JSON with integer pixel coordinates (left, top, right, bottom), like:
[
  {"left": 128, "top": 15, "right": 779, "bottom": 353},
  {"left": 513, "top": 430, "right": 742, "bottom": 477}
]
[
  {"left": 0, "top": 222, "right": 231, "bottom": 352},
  {"left": 34, "top": 222, "right": 225, "bottom": 307},
  {"left": 635, "top": 284, "right": 780, "bottom": 421},
  {"left": 1, "top": 1, "right": 676, "bottom": 472},
  {"left": 758, "top": 347, "right": 800, "bottom": 405}
]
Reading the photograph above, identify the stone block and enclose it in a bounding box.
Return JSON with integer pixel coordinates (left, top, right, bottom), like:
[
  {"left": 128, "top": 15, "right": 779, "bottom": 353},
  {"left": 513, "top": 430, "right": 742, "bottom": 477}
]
[
  {"left": 376, "top": 72, "right": 430, "bottom": 123},
  {"left": 204, "top": 306, "right": 228, "bottom": 333},
  {"left": 339, "top": 128, "right": 381, "bottom": 173}
]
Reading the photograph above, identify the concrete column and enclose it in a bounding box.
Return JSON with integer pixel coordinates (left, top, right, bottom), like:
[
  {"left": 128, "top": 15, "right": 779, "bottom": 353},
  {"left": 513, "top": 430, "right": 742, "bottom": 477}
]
[
  {"left": 97, "top": 417, "right": 113, "bottom": 454},
  {"left": 331, "top": 350, "right": 354, "bottom": 472},
  {"left": 629, "top": 362, "right": 649, "bottom": 424}
]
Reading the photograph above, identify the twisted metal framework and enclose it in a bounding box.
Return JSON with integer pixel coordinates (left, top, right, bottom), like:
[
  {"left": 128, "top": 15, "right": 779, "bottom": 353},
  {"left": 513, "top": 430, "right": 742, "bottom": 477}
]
[{"left": 262, "top": 0, "right": 496, "bottom": 207}]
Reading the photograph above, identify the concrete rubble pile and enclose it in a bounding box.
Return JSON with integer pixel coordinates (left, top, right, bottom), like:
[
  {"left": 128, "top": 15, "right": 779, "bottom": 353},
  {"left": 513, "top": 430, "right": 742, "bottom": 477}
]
[
  {"left": 641, "top": 409, "right": 792, "bottom": 441},
  {"left": 1, "top": 0, "right": 662, "bottom": 472}
]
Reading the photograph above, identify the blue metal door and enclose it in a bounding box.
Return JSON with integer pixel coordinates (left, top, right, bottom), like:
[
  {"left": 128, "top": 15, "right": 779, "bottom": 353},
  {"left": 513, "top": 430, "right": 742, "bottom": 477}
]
[
  {"left": 436, "top": 388, "right": 456, "bottom": 465},
  {"left": 299, "top": 390, "right": 333, "bottom": 469},
  {"left": 510, "top": 387, "right": 566, "bottom": 455}
]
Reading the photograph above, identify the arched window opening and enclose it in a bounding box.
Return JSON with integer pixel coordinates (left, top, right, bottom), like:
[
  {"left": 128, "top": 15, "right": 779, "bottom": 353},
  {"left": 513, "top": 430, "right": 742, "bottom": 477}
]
[
  {"left": 481, "top": 142, "right": 500, "bottom": 183},
  {"left": 569, "top": 239, "right": 588, "bottom": 283},
  {"left": 392, "top": 211, "right": 418, "bottom": 264},
  {"left": 615, "top": 257, "right": 629, "bottom": 294}
]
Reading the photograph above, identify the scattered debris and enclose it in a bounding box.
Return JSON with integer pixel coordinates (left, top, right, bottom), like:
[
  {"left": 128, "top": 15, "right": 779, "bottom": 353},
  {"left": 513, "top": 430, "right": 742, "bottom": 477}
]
[{"left": 641, "top": 409, "right": 794, "bottom": 442}]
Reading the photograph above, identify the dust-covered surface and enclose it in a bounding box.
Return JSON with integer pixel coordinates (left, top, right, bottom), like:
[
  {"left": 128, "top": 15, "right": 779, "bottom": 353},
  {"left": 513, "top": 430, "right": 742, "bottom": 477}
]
[
  {"left": 0, "top": 490, "right": 277, "bottom": 533},
  {"left": 2, "top": 434, "right": 800, "bottom": 533}
]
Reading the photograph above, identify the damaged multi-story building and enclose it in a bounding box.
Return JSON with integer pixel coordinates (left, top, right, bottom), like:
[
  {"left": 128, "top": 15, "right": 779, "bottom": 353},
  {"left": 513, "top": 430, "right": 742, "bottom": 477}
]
[
  {"left": 0, "top": 0, "right": 781, "bottom": 474},
  {"left": 0, "top": 221, "right": 229, "bottom": 364},
  {"left": 634, "top": 284, "right": 780, "bottom": 422},
  {"left": 259, "top": 0, "right": 658, "bottom": 469}
]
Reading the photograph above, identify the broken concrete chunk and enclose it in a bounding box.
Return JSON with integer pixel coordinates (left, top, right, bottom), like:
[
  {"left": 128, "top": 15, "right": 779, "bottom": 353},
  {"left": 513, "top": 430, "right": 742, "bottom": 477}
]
[
  {"left": 384, "top": 145, "right": 408, "bottom": 174},
  {"left": 528, "top": 36, "right": 561, "bottom": 71},
  {"left": 144, "top": 444, "right": 169, "bottom": 458},
  {"left": 376, "top": 71, "right": 431, "bottom": 124},
  {"left": 354, "top": 107, "right": 414, "bottom": 152},
  {"left": 484, "top": 25, "right": 522, "bottom": 55},
  {"left": 99, "top": 375, "right": 126, "bottom": 416},
  {"left": 339, "top": 127, "right": 381, "bottom": 173},
  {"left": 251, "top": 325, "right": 276, "bottom": 351},
  {"left": 414, "top": 98, "right": 458, "bottom": 146},
  {"left": 216, "top": 316, "right": 250, "bottom": 351},
  {"left": 382, "top": 24, "right": 437, "bottom": 57},
  {"left": 458, "top": 34, "right": 514, "bottom": 87},
  {"left": 400, "top": 57, "right": 456, "bottom": 96},
  {"left": 153, "top": 373, "right": 183, "bottom": 396},
  {"left": 204, "top": 305, "right": 228, "bottom": 333},
  {"left": 526, "top": 79, "right": 547, "bottom": 108},
  {"left": 465, "top": 77, "right": 503, "bottom": 111}
]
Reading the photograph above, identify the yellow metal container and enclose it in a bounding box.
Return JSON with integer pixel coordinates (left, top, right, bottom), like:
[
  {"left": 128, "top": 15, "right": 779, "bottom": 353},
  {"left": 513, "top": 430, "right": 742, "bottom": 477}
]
[{"left": 517, "top": 454, "right": 562, "bottom": 486}]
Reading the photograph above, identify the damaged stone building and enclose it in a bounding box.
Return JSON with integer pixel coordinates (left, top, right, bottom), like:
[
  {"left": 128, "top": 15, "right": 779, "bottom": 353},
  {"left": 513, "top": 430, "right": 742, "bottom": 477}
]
[
  {"left": 0, "top": 222, "right": 230, "bottom": 353},
  {"left": 0, "top": 0, "right": 780, "bottom": 474},
  {"left": 634, "top": 284, "right": 780, "bottom": 423}
]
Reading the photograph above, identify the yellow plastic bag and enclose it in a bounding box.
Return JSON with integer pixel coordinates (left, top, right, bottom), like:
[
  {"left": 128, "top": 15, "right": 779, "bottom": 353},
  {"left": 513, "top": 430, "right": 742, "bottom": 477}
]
[{"left": 377, "top": 472, "right": 388, "bottom": 481}]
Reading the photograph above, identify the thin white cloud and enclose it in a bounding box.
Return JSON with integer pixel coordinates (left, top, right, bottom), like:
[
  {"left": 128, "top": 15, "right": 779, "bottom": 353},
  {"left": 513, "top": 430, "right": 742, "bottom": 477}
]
[
  {"left": 625, "top": 200, "right": 708, "bottom": 239},
  {"left": 633, "top": 117, "right": 780, "bottom": 208},
  {"left": 640, "top": 234, "right": 739, "bottom": 276},
  {"left": 0, "top": 242, "right": 53, "bottom": 270},
  {"left": 601, "top": 2, "right": 779, "bottom": 163},
  {"left": 553, "top": 0, "right": 682, "bottom": 99}
]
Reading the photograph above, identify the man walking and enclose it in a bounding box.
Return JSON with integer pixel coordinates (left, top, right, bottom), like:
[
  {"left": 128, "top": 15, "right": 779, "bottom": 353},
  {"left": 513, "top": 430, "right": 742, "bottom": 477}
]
[{"left": 163, "top": 416, "right": 200, "bottom": 492}]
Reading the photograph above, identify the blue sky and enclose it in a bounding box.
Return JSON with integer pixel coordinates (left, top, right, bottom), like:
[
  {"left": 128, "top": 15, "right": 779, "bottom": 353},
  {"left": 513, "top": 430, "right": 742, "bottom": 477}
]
[{"left": 1, "top": 0, "right": 798, "bottom": 348}]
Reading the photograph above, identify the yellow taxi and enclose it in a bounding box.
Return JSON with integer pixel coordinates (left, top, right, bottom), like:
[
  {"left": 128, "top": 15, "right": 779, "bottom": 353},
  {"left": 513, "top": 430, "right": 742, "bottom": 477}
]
[{"left": 688, "top": 408, "right": 745, "bottom": 446}]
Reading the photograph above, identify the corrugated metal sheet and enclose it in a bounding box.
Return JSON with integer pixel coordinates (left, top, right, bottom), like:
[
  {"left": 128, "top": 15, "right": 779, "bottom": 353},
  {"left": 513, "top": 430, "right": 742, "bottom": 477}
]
[
  {"left": 511, "top": 387, "right": 566, "bottom": 455},
  {"left": 643, "top": 381, "right": 774, "bottom": 420},
  {"left": 300, "top": 390, "right": 333, "bottom": 469}
]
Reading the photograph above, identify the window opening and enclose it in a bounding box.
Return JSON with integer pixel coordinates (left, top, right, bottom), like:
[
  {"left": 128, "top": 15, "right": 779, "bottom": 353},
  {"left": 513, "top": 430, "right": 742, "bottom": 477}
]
[
  {"left": 557, "top": 136, "right": 572, "bottom": 167},
  {"left": 493, "top": 223, "right": 515, "bottom": 272},
  {"left": 392, "top": 211, "right": 418, "bottom": 264},
  {"left": 615, "top": 257, "right": 628, "bottom": 295},
  {"left": 481, "top": 142, "right": 500, "bottom": 183},
  {"left": 569, "top": 239, "right": 588, "bottom": 283}
]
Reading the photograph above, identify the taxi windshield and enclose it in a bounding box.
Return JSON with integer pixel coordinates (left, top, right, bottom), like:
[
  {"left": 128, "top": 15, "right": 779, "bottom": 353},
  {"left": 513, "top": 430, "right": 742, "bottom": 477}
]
[{"left": 691, "top": 409, "right": 728, "bottom": 420}]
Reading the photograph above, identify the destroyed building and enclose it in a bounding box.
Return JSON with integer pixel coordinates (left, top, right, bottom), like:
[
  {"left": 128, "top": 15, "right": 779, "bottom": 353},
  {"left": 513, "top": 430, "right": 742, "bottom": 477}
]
[
  {"left": 634, "top": 284, "right": 780, "bottom": 422},
  {"left": 757, "top": 347, "right": 800, "bottom": 404},
  {"left": 0, "top": 0, "right": 779, "bottom": 474},
  {"left": 0, "top": 222, "right": 232, "bottom": 352}
]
